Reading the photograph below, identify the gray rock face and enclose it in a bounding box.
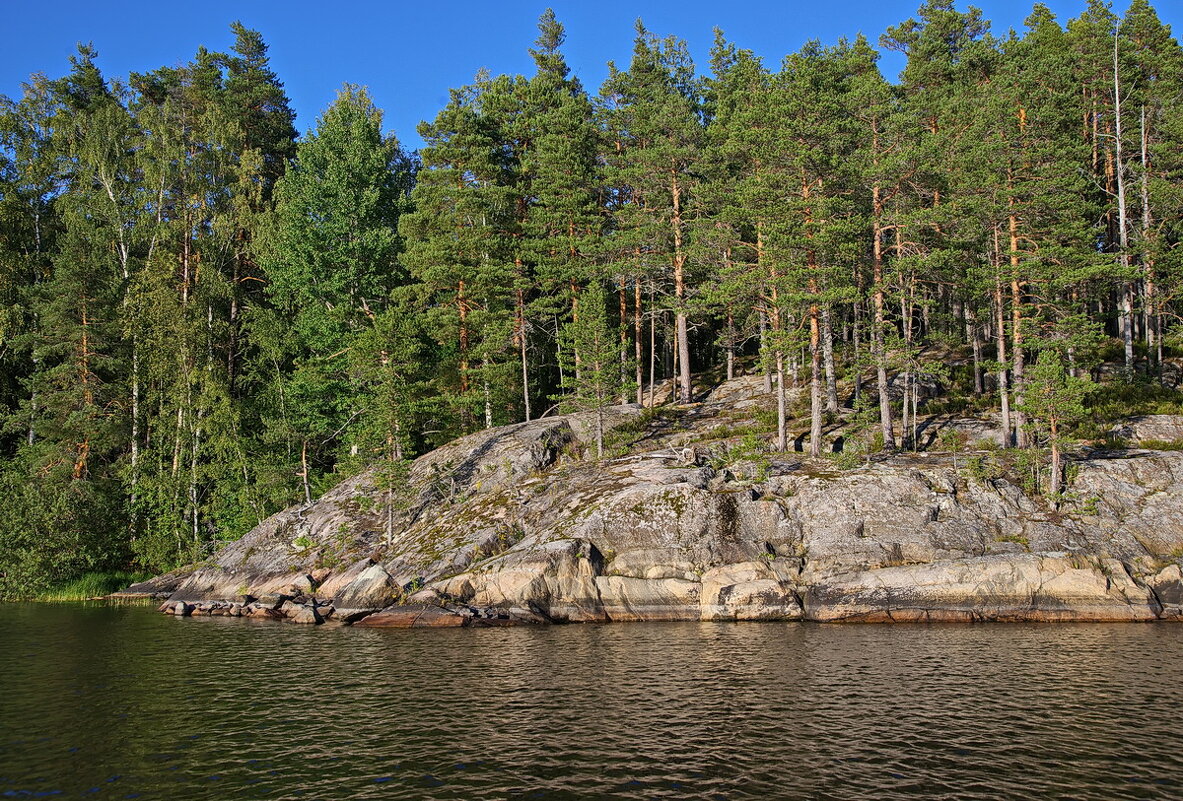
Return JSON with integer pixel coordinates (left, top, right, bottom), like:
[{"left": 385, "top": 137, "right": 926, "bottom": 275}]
[
  {"left": 140, "top": 395, "right": 1183, "bottom": 626},
  {"left": 916, "top": 417, "right": 1008, "bottom": 449},
  {"left": 1111, "top": 415, "right": 1183, "bottom": 444},
  {"left": 804, "top": 554, "right": 1158, "bottom": 622},
  {"left": 113, "top": 570, "right": 188, "bottom": 600},
  {"left": 325, "top": 560, "right": 399, "bottom": 621}
]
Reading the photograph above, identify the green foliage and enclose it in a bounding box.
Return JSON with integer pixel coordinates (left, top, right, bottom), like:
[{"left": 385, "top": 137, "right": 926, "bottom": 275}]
[
  {"left": 708, "top": 432, "right": 774, "bottom": 480},
  {"left": 994, "top": 532, "right": 1030, "bottom": 549},
  {"left": 256, "top": 85, "right": 412, "bottom": 502},
  {"left": 558, "top": 280, "right": 628, "bottom": 457},
  {"left": 1013, "top": 448, "right": 1044, "bottom": 496},
  {"left": 2, "top": 5, "right": 1183, "bottom": 596},
  {"left": 828, "top": 447, "right": 864, "bottom": 471},
  {"left": 1141, "top": 438, "right": 1183, "bottom": 451},
  {"left": 36, "top": 571, "right": 152, "bottom": 602},
  {"left": 1020, "top": 349, "right": 1093, "bottom": 441},
  {"left": 1086, "top": 381, "right": 1183, "bottom": 422},
  {"left": 962, "top": 453, "right": 1006, "bottom": 484}
]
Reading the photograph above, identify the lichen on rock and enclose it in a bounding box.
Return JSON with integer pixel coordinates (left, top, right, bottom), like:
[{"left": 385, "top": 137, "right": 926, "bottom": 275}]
[{"left": 124, "top": 383, "right": 1183, "bottom": 627}]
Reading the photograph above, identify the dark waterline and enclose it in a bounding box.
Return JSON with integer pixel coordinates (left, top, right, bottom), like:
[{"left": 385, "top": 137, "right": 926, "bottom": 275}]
[{"left": 2, "top": 603, "right": 1182, "bottom": 800}]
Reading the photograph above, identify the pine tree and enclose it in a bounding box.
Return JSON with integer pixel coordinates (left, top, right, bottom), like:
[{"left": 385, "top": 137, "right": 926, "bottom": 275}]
[
  {"left": 846, "top": 34, "right": 905, "bottom": 451},
  {"left": 600, "top": 23, "right": 704, "bottom": 404},
  {"left": 519, "top": 10, "right": 602, "bottom": 416},
  {"left": 1019, "top": 347, "right": 1091, "bottom": 499},
  {"left": 401, "top": 73, "right": 518, "bottom": 433},
  {"left": 753, "top": 41, "right": 862, "bottom": 456},
  {"left": 1120, "top": 0, "right": 1183, "bottom": 376},
  {"left": 698, "top": 30, "right": 767, "bottom": 389}
]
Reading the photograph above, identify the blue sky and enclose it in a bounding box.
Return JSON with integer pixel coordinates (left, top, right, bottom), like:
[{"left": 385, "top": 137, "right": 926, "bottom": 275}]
[{"left": 3, "top": 1, "right": 1178, "bottom": 151}]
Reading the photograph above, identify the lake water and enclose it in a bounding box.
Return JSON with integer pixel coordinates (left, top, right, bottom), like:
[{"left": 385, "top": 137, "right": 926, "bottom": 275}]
[{"left": 2, "top": 603, "right": 1182, "bottom": 800}]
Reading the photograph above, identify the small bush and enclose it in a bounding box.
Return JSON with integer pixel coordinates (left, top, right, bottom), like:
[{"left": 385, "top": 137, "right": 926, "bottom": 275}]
[
  {"left": 709, "top": 432, "right": 773, "bottom": 480},
  {"left": 962, "top": 454, "right": 1004, "bottom": 483},
  {"left": 1139, "top": 438, "right": 1183, "bottom": 451},
  {"left": 925, "top": 396, "right": 972, "bottom": 416},
  {"left": 994, "top": 533, "right": 1030, "bottom": 549},
  {"left": 1014, "top": 448, "right": 1043, "bottom": 495},
  {"left": 828, "top": 449, "right": 863, "bottom": 471}
]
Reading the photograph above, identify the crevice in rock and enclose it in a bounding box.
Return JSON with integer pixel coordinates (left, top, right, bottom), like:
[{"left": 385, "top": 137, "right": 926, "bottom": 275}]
[{"left": 1123, "top": 560, "right": 1165, "bottom": 618}]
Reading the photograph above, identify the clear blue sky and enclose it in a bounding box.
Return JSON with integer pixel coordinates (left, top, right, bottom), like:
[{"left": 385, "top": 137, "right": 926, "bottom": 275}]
[{"left": 3, "top": 1, "right": 1178, "bottom": 151}]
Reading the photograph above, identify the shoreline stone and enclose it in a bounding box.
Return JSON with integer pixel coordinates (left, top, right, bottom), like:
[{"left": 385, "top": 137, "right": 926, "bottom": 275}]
[{"left": 125, "top": 391, "right": 1183, "bottom": 627}]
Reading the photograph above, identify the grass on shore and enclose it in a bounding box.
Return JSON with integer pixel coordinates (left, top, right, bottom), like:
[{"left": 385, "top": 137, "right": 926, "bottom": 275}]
[{"left": 36, "top": 571, "right": 152, "bottom": 602}]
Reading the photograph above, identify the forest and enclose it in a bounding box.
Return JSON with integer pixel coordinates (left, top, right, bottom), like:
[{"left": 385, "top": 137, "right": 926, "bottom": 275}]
[{"left": 1, "top": 0, "right": 1181, "bottom": 597}]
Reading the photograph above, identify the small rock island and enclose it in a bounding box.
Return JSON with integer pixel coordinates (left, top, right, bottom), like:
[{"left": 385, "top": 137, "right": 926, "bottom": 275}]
[{"left": 123, "top": 377, "right": 1183, "bottom": 626}]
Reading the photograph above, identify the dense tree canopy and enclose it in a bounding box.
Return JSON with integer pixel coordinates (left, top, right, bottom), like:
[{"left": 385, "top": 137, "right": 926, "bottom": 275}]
[{"left": 2, "top": 3, "right": 1182, "bottom": 596}]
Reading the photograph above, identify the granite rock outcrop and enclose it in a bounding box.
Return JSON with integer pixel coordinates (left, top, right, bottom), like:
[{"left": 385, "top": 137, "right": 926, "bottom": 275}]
[{"left": 121, "top": 381, "right": 1183, "bottom": 626}]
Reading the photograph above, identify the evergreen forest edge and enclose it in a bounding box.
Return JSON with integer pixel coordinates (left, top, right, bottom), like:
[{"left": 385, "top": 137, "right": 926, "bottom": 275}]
[{"left": 2, "top": 1, "right": 1182, "bottom": 598}]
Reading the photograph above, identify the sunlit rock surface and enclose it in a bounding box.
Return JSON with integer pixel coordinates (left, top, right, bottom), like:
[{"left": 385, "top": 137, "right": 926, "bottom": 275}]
[{"left": 122, "top": 378, "right": 1183, "bottom": 626}]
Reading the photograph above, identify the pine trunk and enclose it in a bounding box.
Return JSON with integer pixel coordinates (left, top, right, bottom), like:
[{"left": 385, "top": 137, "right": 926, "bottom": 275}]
[
  {"left": 1114, "top": 34, "right": 1134, "bottom": 375},
  {"left": 993, "top": 229, "right": 1012, "bottom": 447},
  {"left": 634, "top": 281, "right": 643, "bottom": 404},
  {"left": 822, "top": 306, "right": 839, "bottom": 413},
  {"left": 1008, "top": 201, "right": 1028, "bottom": 449},
  {"left": 809, "top": 301, "right": 823, "bottom": 458},
  {"left": 1049, "top": 415, "right": 1062, "bottom": 499},
  {"left": 872, "top": 205, "right": 895, "bottom": 450},
  {"left": 966, "top": 307, "right": 983, "bottom": 396},
  {"left": 671, "top": 172, "right": 691, "bottom": 403},
  {"left": 516, "top": 283, "right": 531, "bottom": 422}
]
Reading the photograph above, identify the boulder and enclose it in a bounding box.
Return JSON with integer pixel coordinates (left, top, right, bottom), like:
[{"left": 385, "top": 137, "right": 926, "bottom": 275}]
[
  {"left": 112, "top": 569, "right": 187, "bottom": 600},
  {"left": 700, "top": 561, "right": 803, "bottom": 621},
  {"left": 917, "top": 417, "right": 1007, "bottom": 449},
  {"left": 595, "top": 576, "right": 700, "bottom": 621},
  {"left": 607, "top": 549, "right": 698, "bottom": 581},
  {"left": 243, "top": 604, "right": 283, "bottom": 621},
  {"left": 458, "top": 539, "right": 607, "bottom": 623},
  {"left": 283, "top": 603, "right": 323, "bottom": 625},
  {"left": 1147, "top": 563, "right": 1183, "bottom": 620},
  {"left": 713, "top": 580, "right": 803, "bottom": 621},
  {"left": 330, "top": 561, "right": 400, "bottom": 621}
]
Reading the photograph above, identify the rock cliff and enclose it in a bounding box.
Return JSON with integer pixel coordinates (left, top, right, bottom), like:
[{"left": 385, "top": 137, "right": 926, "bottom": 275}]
[{"left": 124, "top": 377, "right": 1183, "bottom": 626}]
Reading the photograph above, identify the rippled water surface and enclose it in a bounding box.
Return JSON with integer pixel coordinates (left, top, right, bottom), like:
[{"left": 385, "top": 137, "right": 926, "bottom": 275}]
[{"left": 2, "top": 604, "right": 1183, "bottom": 799}]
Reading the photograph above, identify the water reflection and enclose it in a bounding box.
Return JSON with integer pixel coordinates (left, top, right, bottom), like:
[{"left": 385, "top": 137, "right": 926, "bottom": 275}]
[{"left": 1, "top": 605, "right": 1181, "bottom": 800}]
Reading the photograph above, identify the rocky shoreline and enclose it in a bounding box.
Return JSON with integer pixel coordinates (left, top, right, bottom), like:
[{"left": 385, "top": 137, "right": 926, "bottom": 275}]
[{"left": 121, "top": 378, "right": 1183, "bottom": 627}]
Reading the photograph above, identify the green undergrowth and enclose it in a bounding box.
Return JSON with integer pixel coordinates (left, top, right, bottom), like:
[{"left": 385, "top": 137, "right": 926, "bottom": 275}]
[
  {"left": 599, "top": 405, "right": 686, "bottom": 458},
  {"left": 35, "top": 571, "right": 152, "bottom": 602},
  {"left": 1139, "top": 438, "right": 1183, "bottom": 451},
  {"left": 1086, "top": 381, "right": 1183, "bottom": 421}
]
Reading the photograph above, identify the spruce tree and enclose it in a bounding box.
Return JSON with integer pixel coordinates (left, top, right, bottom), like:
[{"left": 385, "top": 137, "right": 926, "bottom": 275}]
[{"left": 559, "top": 280, "right": 624, "bottom": 457}]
